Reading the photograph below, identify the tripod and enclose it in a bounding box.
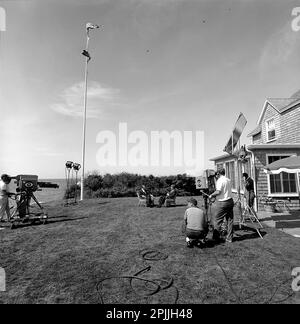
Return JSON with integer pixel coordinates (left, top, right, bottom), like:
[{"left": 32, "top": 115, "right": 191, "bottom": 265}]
[
  {"left": 200, "top": 190, "right": 215, "bottom": 231},
  {"left": 10, "top": 190, "right": 47, "bottom": 228},
  {"left": 74, "top": 169, "right": 79, "bottom": 204},
  {"left": 64, "top": 162, "right": 73, "bottom": 206},
  {"left": 235, "top": 194, "right": 264, "bottom": 239}
]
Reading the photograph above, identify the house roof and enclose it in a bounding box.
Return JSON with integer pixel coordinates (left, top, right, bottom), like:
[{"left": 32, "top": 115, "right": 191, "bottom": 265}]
[
  {"left": 247, "top": 90, "right": 300, "bottom": 137},
  {"left": 247, "top": 125, "right": 261, "bottom": 137},
  {"left": 267, "top": 98, "right": 300, "bottom": 112},
  {"left": 290, "top": 89, "right": 300, "bottom": 98},
  {"left": 209, "top": 153, "right": 231, "bottom": 162}
]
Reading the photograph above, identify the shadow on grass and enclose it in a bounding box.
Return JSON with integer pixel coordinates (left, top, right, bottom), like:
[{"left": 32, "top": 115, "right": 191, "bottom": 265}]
[
  {"left": 200, "top": 225, "right": 267, "bottom": 247},
  {"left": 9, "top": 216, "right": 89, "bottom": 229},
  {"left": 155, "top": 204, "right": 187, "bottom": 208},
  {"left": 46, "top": 216, "right": 89, "bottom": 224},
  {"left": 233, "top": 230, "right": 267, "bottom": 241},
  {"left": 97, "top": 201, "right": 111, "bottom": 205},
  {"left": 233, "top": 223, "right": 267, "bottom": 241}
]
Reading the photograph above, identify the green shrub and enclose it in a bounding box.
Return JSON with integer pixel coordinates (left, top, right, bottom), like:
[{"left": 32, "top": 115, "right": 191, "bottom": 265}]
[{"left": 83, "top": 172, "right": 200, "bottom": 198}]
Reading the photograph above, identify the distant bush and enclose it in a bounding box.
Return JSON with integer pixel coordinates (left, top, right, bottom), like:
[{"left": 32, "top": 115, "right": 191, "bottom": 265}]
[{"left": 83, "top": 172, "right": 199, "bottom": 198}]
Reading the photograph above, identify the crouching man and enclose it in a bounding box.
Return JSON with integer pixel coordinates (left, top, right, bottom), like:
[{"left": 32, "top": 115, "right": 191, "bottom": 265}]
[{"left": 183, "top": 198, "right": 208, "bottom": 248}]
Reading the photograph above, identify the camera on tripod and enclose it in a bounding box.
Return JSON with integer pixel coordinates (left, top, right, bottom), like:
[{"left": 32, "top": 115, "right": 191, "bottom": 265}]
[
  {"left": 9, "top": 175, "right": 59, "bottom": 228},
  {"left": 14, "top": 175, "right": 39, "bottom": 193}
]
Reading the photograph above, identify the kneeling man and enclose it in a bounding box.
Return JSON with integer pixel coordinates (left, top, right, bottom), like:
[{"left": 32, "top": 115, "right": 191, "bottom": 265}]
[{"left": 183, "top": 198, "right": 208, "bottom": 248}]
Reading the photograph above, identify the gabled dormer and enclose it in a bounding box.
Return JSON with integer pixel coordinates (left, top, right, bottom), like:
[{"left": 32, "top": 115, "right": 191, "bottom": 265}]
[{"left": 248, "top": 92, "right": 300, "bottom": 145}]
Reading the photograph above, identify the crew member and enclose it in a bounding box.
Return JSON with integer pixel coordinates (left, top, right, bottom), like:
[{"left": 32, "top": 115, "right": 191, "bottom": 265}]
[
  {"left": 0, "top": 174, "right": 12, "bottom": 222},
  {"left": 183, "top": 197, "right": 208, "bottom": 248},
  {"left": 242, "top": 173, "right": 255, "bottom": 209},
  {"left": 209, "top": 168, "right": 234, "bottom": 243}
]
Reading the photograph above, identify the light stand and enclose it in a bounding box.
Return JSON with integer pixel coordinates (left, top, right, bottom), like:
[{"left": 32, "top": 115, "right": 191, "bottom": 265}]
[
  {"left": 73, "top": 163, "right": 81, "bottom": 204},
  {"left": 65, "top": 161, "right": 73, "bottom": 206}
]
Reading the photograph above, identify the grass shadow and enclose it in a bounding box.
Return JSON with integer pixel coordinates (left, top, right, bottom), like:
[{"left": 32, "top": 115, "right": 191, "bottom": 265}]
[
  {"left": 46, "top": 216, "right": 89, "bottom": 224},
  {"left": 159, "top": 204, "right": 187, "bottom": 208},
  {"left": 9, "top": 216, "right": 89, "bottom": 229},
  {"left": 233, "top": 229, "right": 267, "bottom": 241}
]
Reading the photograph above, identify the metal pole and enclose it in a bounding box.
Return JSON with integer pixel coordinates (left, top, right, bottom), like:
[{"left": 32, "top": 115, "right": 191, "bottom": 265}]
[
  {"left": 237, "top": 140, "right": 243, "bottom": 227},
  {"left": 80, "top": 34, "right": 90, "bottom": 201},
  {"left": 297, "top": 171, "right": 300, "bottom": 208}
]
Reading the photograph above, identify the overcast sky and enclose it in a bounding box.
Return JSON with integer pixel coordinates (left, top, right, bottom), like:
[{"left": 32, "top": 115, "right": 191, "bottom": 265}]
[{"left": 0, "top": 0, "right": 300, "bottom": 178}]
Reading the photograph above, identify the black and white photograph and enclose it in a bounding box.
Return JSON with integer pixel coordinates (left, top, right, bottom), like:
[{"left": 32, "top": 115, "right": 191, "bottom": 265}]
[{"left": 1, "top": 0, "right": 300, "bottom": 310}]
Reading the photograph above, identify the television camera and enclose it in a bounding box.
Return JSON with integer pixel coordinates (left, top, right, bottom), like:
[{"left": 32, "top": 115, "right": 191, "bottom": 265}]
[{"left": 9, "top": 175, "right": 59, "bottom": 229}]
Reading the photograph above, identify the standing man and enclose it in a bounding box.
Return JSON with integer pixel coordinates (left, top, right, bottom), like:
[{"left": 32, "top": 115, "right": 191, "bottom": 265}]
[
  {"left": 209, "top": 168, "right": 234, "bottom": 243},
  {"left": 242, "top": 173, "right": 255, "bottom": 210},
  {"left": 0, "top": 174, "right": 12, "bottom": 222}
]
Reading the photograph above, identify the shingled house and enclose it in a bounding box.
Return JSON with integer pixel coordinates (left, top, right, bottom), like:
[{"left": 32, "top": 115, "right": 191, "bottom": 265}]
[{"left": 210, "top": 90, "right": 300, "bottom": 211}]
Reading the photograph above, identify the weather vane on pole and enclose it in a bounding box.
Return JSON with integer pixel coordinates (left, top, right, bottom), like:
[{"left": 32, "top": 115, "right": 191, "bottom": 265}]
[{"left": 80, "top": 22, "right": 100, "bottom": 201}]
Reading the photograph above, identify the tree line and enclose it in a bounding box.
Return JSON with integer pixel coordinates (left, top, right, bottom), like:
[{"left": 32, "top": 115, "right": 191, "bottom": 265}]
[{"left": 81, "top": 172, "right": 199, "bottom": 198}]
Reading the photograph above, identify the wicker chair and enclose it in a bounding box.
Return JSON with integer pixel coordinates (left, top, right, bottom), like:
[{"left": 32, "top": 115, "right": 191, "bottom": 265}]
[
  {"left": 137, "top": 192, "right": 147, "bottom": 207},
  {"left": 165, "top": 196, "right": 176, "bottom": 207}
]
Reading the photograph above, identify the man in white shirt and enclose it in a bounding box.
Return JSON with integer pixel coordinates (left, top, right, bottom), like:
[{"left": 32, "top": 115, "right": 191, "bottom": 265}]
[
  {"left": 209, "top": 168, "right": 234, "bottom": 243},
  {"left": 0, "top": 174, "right": 12, "bottom": 222},
  {"left": 183, "top": 197, "right": 208, "bottom": 248}
]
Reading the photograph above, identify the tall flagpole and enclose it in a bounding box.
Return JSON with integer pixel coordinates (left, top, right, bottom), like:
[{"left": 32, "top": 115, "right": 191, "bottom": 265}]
[
  {"left": 80, "top": 32, "right": 89, "bottom": 201},
  {"left": 80, "top": 23, "right": 99, "bottom": 201}
]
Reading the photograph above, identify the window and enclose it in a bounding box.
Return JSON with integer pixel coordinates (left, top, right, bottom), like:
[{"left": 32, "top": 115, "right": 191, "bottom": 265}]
[
  {"left": 225, "top": 161, "right": 236, "bottom": 189},
  {"left": 268, "top": 155, "right": 297, "bottom": 194},
  {"left": 266, "top": 119, "right": 276, "bottom": 141}
]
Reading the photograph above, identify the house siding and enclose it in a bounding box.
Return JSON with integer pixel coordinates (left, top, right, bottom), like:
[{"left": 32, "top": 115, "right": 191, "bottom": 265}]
[
  {"left": 260, "top": 103, "right": 281, "bottom": 144},
  {"left": 252, "top": 149, "right": 300, "bottom": 210},
  {"left": 257, "top": 103, "right": 300, "bottom": 145},
  {"left": 253, "top": 133, "right": 262, "bottom": 144},
  {"left": 280, "top": 104, "right": 300, "bottom": 143}
]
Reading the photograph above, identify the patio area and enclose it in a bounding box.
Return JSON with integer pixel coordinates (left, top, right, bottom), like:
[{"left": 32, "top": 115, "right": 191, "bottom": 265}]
[{"left": 257, "top": 209, "right": 300, "bottom": 238}]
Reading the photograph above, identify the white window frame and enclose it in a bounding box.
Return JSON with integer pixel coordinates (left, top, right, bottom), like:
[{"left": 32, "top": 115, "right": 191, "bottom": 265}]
[
  {"left": 265, "top": 118, "right": 276, "bottom": 143},
  {"left": 266, "top": 153, "right": 299, "bottom": 197},
  {"left": 224, "top": 159, "right": 236, "bottom": 191}
]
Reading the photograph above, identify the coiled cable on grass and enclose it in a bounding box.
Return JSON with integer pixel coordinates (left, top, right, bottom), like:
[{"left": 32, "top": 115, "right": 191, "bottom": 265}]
[{"left": 96, "top": 249, "right": 179, "bottom": 304}]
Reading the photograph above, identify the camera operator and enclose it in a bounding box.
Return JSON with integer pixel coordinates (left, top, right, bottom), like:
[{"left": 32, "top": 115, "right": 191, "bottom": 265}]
[
  {"left": 0, "top": 174, "right": 14, "bottom": 222},
  {"left": 209, "top": 168, "right": 234, "bottom": 243}
]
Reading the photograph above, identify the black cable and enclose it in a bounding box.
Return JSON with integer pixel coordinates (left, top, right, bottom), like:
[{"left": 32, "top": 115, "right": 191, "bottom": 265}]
[
  {"left": 206, "top": 249, "right": 242, "bottom": 304},
  {"left": 139, "top": 249, "right": 168, "bottom": 261},
  {"left": 96, "top": 249, "right": 179, "bottom": 304}
]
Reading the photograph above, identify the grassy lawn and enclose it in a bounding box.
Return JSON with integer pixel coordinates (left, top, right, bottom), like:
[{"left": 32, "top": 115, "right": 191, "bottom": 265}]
[{"left": 1, "top": 196, "right": 300, "bottom": 304}]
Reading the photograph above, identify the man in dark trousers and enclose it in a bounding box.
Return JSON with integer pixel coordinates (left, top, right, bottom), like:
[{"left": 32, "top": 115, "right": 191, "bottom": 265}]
[
  {"left": 209, "top": 168, "right": 234, "bottom": 243},
  {"left": 183, "top": 198, "right": 208, "bottom": 248},
  {"left": 242, "top": 173, "right": 255, "bottom": 209}
]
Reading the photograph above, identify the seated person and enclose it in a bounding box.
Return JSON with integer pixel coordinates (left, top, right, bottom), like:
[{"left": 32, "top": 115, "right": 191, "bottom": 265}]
[
  {"left": 183, "top": 197, "right": 208, "bottom": 248},
  {"left": 137, "top": 185, "right": 154, "bottom": 207},
  {"left": 157, "top": 184, "right": 177, "bottom": 208}
]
